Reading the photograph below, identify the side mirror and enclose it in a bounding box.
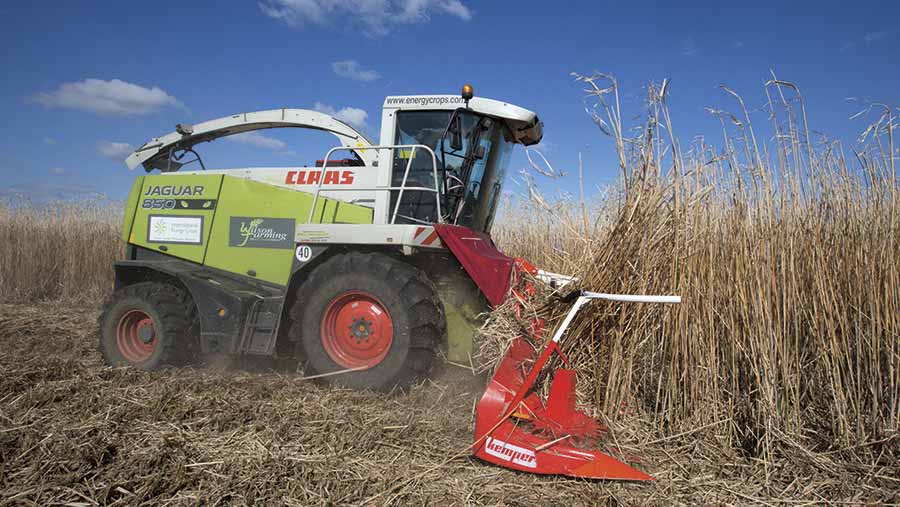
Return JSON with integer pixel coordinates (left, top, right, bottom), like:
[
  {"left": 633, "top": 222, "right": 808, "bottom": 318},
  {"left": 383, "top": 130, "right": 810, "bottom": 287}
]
[{"left": 450, "top": 114, "right": 463, "bottom": 151}]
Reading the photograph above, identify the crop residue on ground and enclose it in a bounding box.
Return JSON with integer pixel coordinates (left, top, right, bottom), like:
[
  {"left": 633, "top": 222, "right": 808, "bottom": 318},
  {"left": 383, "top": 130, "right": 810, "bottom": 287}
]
[{"left": 1, "top": 303, "right": 896, "bottom": 506}]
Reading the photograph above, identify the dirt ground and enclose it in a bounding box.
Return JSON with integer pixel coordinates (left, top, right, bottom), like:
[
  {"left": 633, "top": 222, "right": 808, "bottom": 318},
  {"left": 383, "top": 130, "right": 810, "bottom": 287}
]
[{"left": 1, "top": 304, "right": 897, "bottom": 506}]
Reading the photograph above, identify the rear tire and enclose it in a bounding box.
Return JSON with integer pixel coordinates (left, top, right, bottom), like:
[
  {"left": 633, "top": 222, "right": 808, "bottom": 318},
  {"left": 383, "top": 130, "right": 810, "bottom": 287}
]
[
  {"left": 98, "top": 282, "right": 198, "bottom": 369},
  {"left": 290, "top": 252, "right": 444, "bottom": 390}
]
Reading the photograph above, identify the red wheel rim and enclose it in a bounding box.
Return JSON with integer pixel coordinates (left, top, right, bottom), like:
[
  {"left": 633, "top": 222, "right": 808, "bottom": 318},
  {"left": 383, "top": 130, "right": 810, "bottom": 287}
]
[
  {"left": 321, "top": 291, "right": 393, "bottom": 369},
  {"left": 116, "top": 309, "right": 157, "bottom": 363}
]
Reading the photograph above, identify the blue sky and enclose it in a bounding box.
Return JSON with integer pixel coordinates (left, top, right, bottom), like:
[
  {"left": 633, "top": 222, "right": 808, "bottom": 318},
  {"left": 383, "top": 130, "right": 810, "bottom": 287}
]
[{"left": 1, "top": 0, "right": 897, "bottom": 202}]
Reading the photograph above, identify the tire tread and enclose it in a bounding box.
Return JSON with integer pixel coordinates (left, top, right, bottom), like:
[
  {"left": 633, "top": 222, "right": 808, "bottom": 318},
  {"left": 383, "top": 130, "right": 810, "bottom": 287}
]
[
  {"left": 97, "top": 282, "right": 198, "bottom": 369},
  {"left": 288, "top": 252, "right": 445, "bottom": 390}
]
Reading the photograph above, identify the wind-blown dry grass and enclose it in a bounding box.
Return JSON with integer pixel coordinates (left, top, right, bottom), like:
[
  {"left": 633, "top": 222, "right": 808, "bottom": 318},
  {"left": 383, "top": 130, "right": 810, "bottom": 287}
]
[
  {"left": 489, "top": 73, "right": 899, "bottom": 467},
  {"left": 0, "top": 202, "right": 120, "bottom": 303}
]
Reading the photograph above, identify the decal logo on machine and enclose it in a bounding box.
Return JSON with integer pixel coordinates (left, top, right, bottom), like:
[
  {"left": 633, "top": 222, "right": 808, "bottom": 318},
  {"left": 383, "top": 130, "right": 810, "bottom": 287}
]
[
  {"left": 143, "top": 184, "right": 205, "bottom": 196},
  {"left": 297, "top": 230, "right": 330, "bottom": 243},
  {"left": 285, "top": 170, "right": 354, "bottom": 185},
  {"left": 142, "top": 198, "right": 216, "bottom": 210},
  {"left": 147, "top": 215, "right": 204, "bottom": 244},
  {"left": 229, "top": 217, "right": 295, "bottom": 249},
  {"left": 295, "top": 245, "right": 313, "bottom": 262},
  {"left": 483, "top": 437, "right": 537, "bottom": 468}
]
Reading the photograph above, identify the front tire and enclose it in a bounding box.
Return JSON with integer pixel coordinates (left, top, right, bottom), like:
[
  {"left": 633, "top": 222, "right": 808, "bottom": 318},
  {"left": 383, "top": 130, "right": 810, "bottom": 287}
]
[
  {"left": 290, "top": 252, "right": 445, "bottom": 390},
  {"left": 98, "top": 282, "right": 198, "bottom": 369}
]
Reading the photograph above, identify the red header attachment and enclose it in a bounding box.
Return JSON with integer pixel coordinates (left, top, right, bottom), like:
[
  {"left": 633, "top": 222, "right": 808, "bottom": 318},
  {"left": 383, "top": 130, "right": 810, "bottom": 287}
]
[{"left": 432, "top": 224, "right": 514, "bottom": 307}]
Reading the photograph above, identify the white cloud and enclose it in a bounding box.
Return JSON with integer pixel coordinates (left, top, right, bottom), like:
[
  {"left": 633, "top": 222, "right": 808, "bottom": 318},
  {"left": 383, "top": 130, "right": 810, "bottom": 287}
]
[
  {"left": 0, "top": 181, "right": 105, "bottom": 202},
  {"left": 331, "top": 60, "right": 381, "bottom": 82},
  {"left": 398, "top": 0, "right": 471, "bottom": 21},
  {"left": 682, "top": 36, "right": 698, "bottom": 57},
  {"left": 313, "top": 102, "right": 368, "bottom": 129},
  {"left": 33, "top": 78, "right": 182, "bottom": 116},
  {"left": 98, "top": 141, "right": 134, "bottom": 160},
  {"left": 436, "top": 0, "right": 471, "bottom": 20},
  {"left": 842, "top": 31, "right": 890, "bottom": 53},
  {"left": 258, "top": 0, "right": 327, "bottom": 25},
  {"left": 532, "top": 139, "right": 556, "bottom": 153},
  {"left": 259, "top": 0, "right": 472, "bottom": 36},
  {"left": 864, "top": 31, "right": 888, "bottom": 43},
  {"left": 227, "top": 131, "right": 287, "bottom": 150},
  {"left": 314, "top": 102, "right": 368, "bottom": 129}
]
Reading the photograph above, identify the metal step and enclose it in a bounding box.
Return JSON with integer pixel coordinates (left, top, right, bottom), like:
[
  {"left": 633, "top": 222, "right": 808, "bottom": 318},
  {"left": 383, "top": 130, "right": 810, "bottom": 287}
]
[{"left": 239, "top": 297, "right": 284, "bottom": 355}]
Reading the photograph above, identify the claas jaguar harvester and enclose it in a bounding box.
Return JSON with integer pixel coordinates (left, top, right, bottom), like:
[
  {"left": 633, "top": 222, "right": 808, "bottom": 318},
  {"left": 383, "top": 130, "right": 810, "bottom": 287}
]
[{"left": 102, "top": 85, "right": 679, "bottom": 481}]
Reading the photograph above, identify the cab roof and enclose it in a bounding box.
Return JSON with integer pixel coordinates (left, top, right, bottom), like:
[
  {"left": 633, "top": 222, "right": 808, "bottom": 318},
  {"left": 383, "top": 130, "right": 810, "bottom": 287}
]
[{"left": 383, "top": 95, "right": 543, "bottom": 146}]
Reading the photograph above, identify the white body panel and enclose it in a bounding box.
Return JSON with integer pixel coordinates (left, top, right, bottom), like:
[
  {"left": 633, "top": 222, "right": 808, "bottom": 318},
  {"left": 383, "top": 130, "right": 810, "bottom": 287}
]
[
  {"left": 295, "top": 223, "right": 444, "bottom": 250},
  {"left": 125, "top": 95, "right": 542, "bottom": 227},
  {"left": 382, "top": 95, "right": 538, "bottom": 125}
]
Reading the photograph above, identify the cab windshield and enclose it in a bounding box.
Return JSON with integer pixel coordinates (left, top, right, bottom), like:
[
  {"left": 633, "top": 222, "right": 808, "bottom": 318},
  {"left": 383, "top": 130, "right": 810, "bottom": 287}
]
[{"left": 391, "top": 110, "right": 513, "bottom": 232}]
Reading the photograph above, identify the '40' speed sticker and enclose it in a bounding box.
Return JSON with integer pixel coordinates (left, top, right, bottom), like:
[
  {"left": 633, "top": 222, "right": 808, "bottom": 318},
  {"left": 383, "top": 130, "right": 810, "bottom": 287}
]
[{"left": 295, "top": 245, "right": 313, "bottom": 262}]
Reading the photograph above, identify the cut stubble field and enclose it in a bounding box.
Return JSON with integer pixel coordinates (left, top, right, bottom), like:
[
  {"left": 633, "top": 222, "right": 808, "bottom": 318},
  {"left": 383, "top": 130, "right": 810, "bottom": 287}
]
[{"left": 1, "top": 303, "right": 896, "bottom": 506}]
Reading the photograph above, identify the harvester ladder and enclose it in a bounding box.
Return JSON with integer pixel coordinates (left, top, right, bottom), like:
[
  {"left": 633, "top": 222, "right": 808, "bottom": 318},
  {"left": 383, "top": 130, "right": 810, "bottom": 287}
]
[{"left": 240, "top": 296, "right": 283, "bottom": 355}]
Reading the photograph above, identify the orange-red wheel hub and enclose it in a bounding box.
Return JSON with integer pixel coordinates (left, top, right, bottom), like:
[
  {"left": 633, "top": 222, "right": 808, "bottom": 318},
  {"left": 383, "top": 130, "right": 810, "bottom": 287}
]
[
  {"left": 116, "top": 309, "right": 157, "bottom": 363},
  {"left": 320, "top": 291, "right": 393, "bottom": 369}
]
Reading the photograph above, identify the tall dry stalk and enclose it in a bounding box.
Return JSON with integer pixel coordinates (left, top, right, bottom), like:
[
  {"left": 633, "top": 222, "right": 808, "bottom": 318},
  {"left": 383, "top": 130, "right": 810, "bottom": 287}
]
[
  {"left": 0, "top": 202, "right": 121, "bottom": 303},
  {"left": 492, "top": 73, "right": 900, "bottom": 460}
]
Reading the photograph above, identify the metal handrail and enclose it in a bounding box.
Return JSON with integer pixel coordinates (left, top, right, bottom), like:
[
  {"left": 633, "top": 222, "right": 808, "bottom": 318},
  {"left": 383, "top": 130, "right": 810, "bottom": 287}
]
[{"left": 306, "top": 144, "right": 442, "bottom": 225}]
